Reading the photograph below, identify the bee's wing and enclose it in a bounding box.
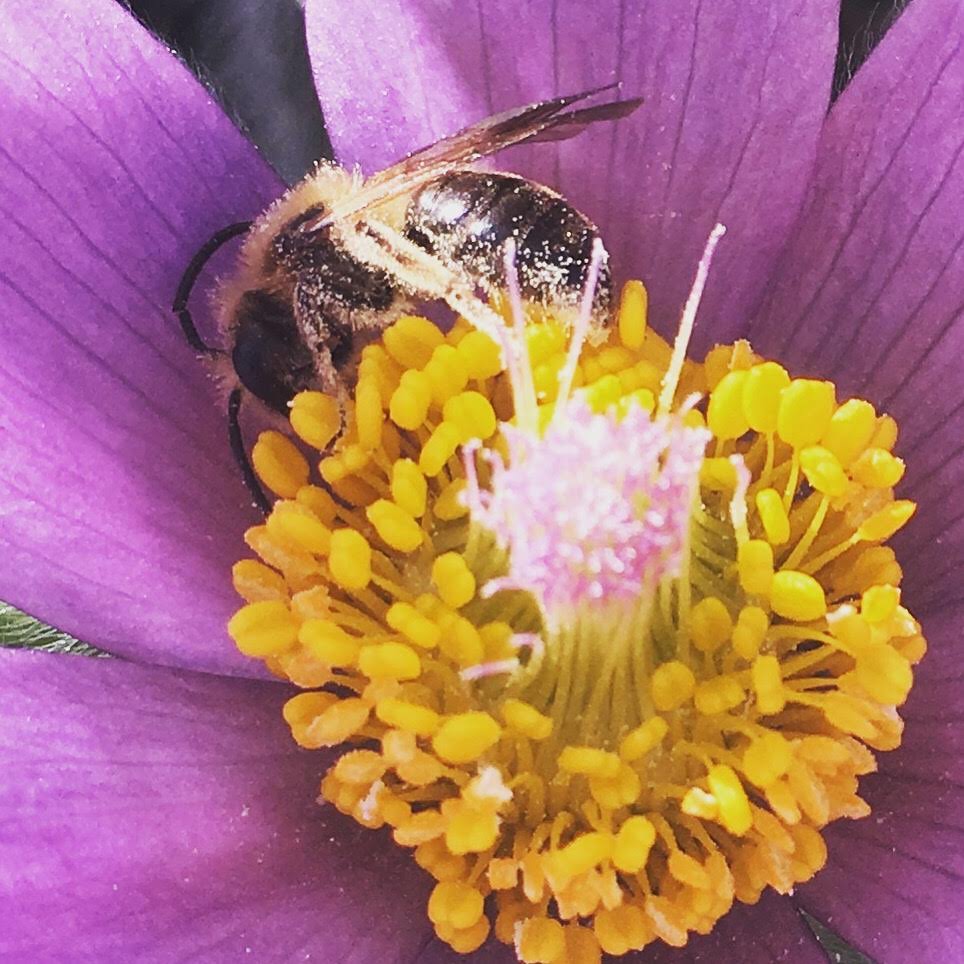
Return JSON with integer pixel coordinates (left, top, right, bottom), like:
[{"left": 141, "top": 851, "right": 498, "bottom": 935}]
[{"left": 311, "top": 84, "right": 643, "bottom": 229}]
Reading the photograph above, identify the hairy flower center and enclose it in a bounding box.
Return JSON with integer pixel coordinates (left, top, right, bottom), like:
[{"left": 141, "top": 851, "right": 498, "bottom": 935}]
[{"left": 228, "top": 267, "right": 924, "bottom": 961}]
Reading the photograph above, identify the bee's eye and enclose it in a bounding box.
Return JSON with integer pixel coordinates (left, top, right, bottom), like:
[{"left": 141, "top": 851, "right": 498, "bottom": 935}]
[{"left": 232, "top": 291, "right": 315, "bottom": 412}]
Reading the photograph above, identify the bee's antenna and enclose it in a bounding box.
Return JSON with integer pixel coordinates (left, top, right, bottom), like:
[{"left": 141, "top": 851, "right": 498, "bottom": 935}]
[
  {"left": 173, "top": 221, "right": 253, "bottom": 356},
  {"left": 227, "top": 387, "right": 271, "bottom": 517}
]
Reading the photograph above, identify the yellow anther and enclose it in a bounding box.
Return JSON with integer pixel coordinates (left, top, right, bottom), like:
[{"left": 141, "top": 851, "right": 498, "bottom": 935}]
[
  {"left": 770, "top": 570, "right": 827, "bottom": 621},
  {"left": 612, "top": 815, "right": 656, "bottom": 873},
  {"left": 742, "top": 732, "right": 793, "bottom": 787},
  {"left": 431, "top": 552, "right": 476, "bottom": 608},
  {"left": 738, "top": 539, "right": 774, "bottom": 595},
  {"left": 456, "top": 329, "right": 503, "bottom": 380},
  {"left": 487, "top": 858, "right": 518, "bottom": 891},
  {"left": 617, "top": 279, "right": 648, "bottom": 350},
  {"left": 706, "top": 764, "right": 752, "bottom": 835},
  {"left": 437, "top": 613, "right": 484, "bottom": 666},
  {"left": 871, "top": 414, "right": 899, "bottom": 451},
  {"left": 694, "top": 675, "right": 745, "bottom": 715},
  {"left": 282, "top": 690, "right": 337, "bottom": 727},
  {"left": 266, "top": 500, "right": 332, "bottom": 555},
  {"left": 777, "top": 379, "right": 836, "bottom": 448},
  {"left": 375, "top": 698, "right": 441, "bottom": 736},
  {"left": 231, "top": 558, "right": 287, "bottom": 602},
  {"left": 327, "top": 529, "right": 372, "bottom": 590},
  {"left": 596, "top": 345, "right": 637, "bottom": 374},
  {"left": 443, "top": 391, "right": 497, "bottom": 442},
  {"left": 667, "top": 850, "right": 711, "bottom": 889},
  {"left": 583, "top": 373, "right": 624, "bottom": 412},
  {"left": 752, "top": 654, "right": 786, "bottom": 714},
  {"left": 742, "top": 362, "right": 790, "bottom": 433},
  {"left": 755, "top": 488, "right": 791, "bottom": 544},
  {"left": 862, "top": 584, "right": 901, "bottom": 623},
  {"left": 619, "top": 717, "right": 669, "bottom": 761},
  {"left": 333, "top": 749, "right": 386, "bottom": 785},
  {"left": 681, "top": 787, "right": 718, "bottom": 820},
  {"left": 651, "top": 660, "right": 696, "bottom": 711},
  {"left": 550, "top": 831, "right": 614, "bottom": 880},
  {"left": 424, "top": 344, "right": 470, "bottom": 405},
  {"left": 390, "top": 458, "right": 428, "bottom": 518},
  {"left": 526, "top": 322, "right": 567, "bottom": 364},
  {"left": 427, "top": 880, "right": 485, "bottom": 930},
  {"left": 382, "top": 314, "right": 444, "bottom": 369},
  {"left": 800, "top": 446, "right": 848, "bottom": 498},
  {"left": 445, "top": 801, "right": 500, "bottom": 856},
  {"left": 707, "top": 370, "right": 750, "bottom": 439},
  {"left": 821, "top": 398, "right": 877, "bottom": 466},
  {"left": 340, "top": 443, "right": 370, "bottom": 474},
  {"left": 479, "top": 621, "right": 515, "bottom": 660},
  {"left": 442, "top": 919, "right": 491, "bottom": 955},
  {"left": 299, "top": 619, "right": 359, "bottom": 667},
  {"left": 732, "top": 605, "right": 769, "bottom": 660},
  {"left": 857, "top": 500, "right": 916, "bottom": 541},
  {"left": 620, "top": 387, "right": 657, "bottom": 416},
  {"left": 851, "top": 448, "right": 906, "bottom": 488},
  {"left": 354, "top": 377, "right": 384, "bottom": 451},
  {"left": 358, "top": 641, "right": 421, "bottom": 680},
  {"left": 558, "top": 746, "right": 622, "bottom": 779},
  {"left": 251, "top": 430, "right": 309, "bottom": 498},
  {"left": 389, "top": 370, "right": 432, "bottom": 430},
  {"left": 827, "top": 606, "right": 873, "bottom": 652},
  {"left": 419, "top": 421, "right": 462, "bottom": 477},
  {"left": 594, "top": 904, "right": 651, "bottom": 956},
  {"left": 564, "top": 924, "right": 604, "bottom": 964},
  {"left": 501, "top": 699, "right": 553, "bottom": 741},
  {"left": 396, "top": 751, "right": 446, "bottom": 788},
  {"left": 533, "top": 355, "right": 565, "bottom": 401},
  {"left": 432, "top": 712, "right": 502, "bottom": 763},
  {"left": 434, "top": 479, "right": 468, "bottom": 520},
  {"left": 296, "top": 484, "right": 338, "bottom": 524},
  {"left": 305, "top": 697, "right": 370, "bottom": 746},
  {"left": 690, "top": 596, "right": 733, "bottom": 652},
  {"left": 700, "top": 456, "right": 739, "bottom": 491},
  {"left": 517, "top": 917, "right": 566, "bottom": 964},
  {"left": 366, "top": 499, "right": 424, "bottom": 553},
  {"left": 589, "top": 762, "right": 642, "bottom": 809},
  {"left": 288, "top": 392, "right": 341, "bottom": 451},
  {"left": 855, "top": 646, "right": 913, "bottom": 705},
  {"left": 228, "top": 600, "right": 299, "bottom": 657},
  {"left": 385, "top": 602, "right": 441, "bottom": 649}
]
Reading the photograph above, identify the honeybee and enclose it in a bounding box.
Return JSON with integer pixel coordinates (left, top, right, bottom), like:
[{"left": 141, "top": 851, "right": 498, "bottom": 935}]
[{"left": 174, "top": 84, "right": 642, "bottom": 510}]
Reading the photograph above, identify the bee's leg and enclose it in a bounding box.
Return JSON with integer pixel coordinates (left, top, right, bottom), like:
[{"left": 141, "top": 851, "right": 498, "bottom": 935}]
[
  {"left": 227, "top": 387, "right": 271, "bottom": 516},
  {"left": 173, "top": 221, "right": 253, "bottom": 355}
]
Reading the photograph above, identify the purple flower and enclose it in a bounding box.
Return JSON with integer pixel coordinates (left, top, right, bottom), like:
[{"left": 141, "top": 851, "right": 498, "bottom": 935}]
[{"left": 1, "top": 0, "right": 961, "bottom": 960}]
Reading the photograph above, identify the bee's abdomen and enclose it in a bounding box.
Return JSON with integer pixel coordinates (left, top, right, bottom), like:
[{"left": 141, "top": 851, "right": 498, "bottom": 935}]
[{"left": 404, "top": 171, "right": 612, "bottom": 322}]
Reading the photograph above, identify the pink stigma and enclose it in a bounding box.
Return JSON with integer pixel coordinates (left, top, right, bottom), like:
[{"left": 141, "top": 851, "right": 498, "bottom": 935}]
[{"left": 463, "top": 399, "right": 710, "bottom": 620}]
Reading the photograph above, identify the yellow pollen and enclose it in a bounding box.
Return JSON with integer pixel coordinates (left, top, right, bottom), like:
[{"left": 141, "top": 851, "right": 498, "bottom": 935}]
[{"left": 228, "top": 289, "right": 925, "bottom": 961}]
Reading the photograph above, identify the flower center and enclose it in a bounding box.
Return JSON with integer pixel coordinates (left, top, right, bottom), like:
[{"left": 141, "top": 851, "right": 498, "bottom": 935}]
[{"left": 228, "top": 246, "right": 924, "bottom": 961}]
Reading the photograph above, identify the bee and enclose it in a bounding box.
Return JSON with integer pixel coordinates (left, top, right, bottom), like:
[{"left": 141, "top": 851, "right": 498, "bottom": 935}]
[{"left": 174, "top": 84, "right": 642, "bottom": 510}]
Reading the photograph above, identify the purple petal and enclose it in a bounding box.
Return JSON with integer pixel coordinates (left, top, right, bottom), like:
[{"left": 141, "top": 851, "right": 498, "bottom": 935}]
[
  {"left": 0, "top": 650, "right": 435, "bottom": 961},
  {"left": 0, "top": 0, "right": 285, "bottom": 675},
  {"left": 304, "top": 0, "right": 838, "bottom": 340},
  {"left": 747, "top": 0, "right": 964, "bottom": 612},
  {"left": 795, "top": 604, "right": 964, "bottom": 961}
]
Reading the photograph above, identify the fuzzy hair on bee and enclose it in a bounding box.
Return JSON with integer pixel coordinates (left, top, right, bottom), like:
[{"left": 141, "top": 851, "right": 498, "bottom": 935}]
[{"left": 173, "top": 83, "right": 643, "bottom": 510}]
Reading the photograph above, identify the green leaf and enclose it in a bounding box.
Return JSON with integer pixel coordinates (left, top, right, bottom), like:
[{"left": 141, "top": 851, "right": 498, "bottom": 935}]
[
  {"left": 804, "top": 910, "right": 875, "bottom": 964},
  {"left": 0, "top": 602, "right": 109, "bottom": 657}
]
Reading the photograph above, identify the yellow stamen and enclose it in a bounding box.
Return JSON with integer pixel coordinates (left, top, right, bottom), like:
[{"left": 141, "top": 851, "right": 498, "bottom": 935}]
[{"left": 228, "top": 283, "right": 924, "bottom": 961}]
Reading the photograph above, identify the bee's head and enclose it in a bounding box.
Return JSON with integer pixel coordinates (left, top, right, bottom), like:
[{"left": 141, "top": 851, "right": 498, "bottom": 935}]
[{"left": 231, "top": 289, "right": 316, "bottom": 413}]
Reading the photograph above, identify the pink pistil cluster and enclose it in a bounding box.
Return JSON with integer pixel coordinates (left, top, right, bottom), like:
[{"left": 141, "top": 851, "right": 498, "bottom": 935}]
[{"left": 463, "top": 399, "right": 710, "bottom": 620}]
